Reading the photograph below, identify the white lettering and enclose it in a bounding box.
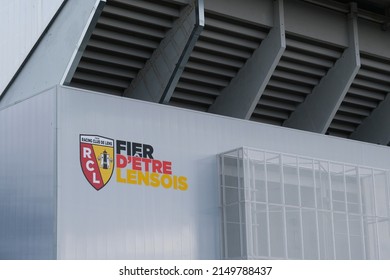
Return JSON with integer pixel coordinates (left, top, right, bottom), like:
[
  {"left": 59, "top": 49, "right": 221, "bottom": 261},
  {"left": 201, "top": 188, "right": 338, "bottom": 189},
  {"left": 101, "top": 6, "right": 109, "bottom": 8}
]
[
  {"left": 83, "top": 147, "right": 92, "bottom": 159},
  {"left": 86, "top": 160, "right": 95, "bottom": 171},
  {"left": 93, "top": 172, "right": 100, "bottom": 184}
]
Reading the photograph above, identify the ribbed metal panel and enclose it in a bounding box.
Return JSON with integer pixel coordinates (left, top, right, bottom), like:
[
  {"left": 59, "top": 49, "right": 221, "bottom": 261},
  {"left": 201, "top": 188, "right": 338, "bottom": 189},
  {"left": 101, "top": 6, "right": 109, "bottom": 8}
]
[
  {"left": 168, "top": 11, "right": 268, "bottom": 111},
  {"left": 0, "top": 0, "right": 64, "bottom": 96},
  {"left": 69, "top": 0, "right": 186, "bottom": 95},
  {"left": 327, "top": 53, "right": 390, "bottom": 138},
  {"left": 251, "top": 34, "right": 343, "bottom": 125}
]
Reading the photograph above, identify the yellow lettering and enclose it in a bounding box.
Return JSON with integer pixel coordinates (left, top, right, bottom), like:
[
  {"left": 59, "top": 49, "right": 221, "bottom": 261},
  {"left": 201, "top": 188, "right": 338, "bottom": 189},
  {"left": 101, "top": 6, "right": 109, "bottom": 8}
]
[
  {"left": 150, "top": 172, "right": 160, "bottom": 187},
  {"left": 126, "top": 169, "right": 137, "bottom": 184},
  {"left": 161, "top": 174, "right": 173, "bottom": 189},
  {"left": 116, "top": 168, "right": 126, "bottom": 183},
  {"left": 178, "top": 176, "right": 188, "bottom": 191},
  {"left": 137, "top": 171, "right": 150, "bottom": 186}
]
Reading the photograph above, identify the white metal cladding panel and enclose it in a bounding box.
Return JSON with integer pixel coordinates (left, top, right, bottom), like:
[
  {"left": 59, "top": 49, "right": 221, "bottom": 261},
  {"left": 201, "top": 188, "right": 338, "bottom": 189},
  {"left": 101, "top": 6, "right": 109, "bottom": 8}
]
[
  {"left": 0, "top": 88, "right": 57, "bottom": 259},
  {"left": 56, "top": 86, "right": 390, "bottom": 260},
  {"left": 0, "top": 0, "right": 64, "bottom": 95}
]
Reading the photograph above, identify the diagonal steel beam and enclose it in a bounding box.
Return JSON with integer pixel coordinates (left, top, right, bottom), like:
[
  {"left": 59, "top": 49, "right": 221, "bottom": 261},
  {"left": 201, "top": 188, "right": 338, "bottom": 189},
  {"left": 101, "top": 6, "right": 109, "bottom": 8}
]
[
  {"left": 284, "top": 3, "right": 361, "bottom": 134},
  {"left": 350, "top": 92, "right": 390, "bottom": 145},
  {"left": 123, "top": 0, "right": 204, "bottom": 103},
  {"left": 208, "top": 0, "right": 286, "bottom": 119}
]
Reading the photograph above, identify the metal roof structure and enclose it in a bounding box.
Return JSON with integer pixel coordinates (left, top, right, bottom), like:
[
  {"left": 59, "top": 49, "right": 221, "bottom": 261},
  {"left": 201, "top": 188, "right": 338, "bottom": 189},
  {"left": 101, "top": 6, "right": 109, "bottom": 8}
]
[{"left": 2, "top": 0, "right": 390, "bottom": 144}]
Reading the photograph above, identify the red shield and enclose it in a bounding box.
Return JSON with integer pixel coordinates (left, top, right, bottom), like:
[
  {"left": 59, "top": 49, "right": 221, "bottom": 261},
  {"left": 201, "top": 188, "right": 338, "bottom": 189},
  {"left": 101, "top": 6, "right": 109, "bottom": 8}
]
[{"left": 80, "top": 134, "right": 114, "bottom": 190}]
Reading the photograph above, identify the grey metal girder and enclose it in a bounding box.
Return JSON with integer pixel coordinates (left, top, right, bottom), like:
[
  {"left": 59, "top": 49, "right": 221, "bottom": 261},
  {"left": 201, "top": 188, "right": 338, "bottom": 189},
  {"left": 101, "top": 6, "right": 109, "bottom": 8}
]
[
  {"left": 283, "top": 3, "right": 361, "bottom": 134},
  {"left": 208, "top": 0, "right": 286, "bottom": 119},
  {"left": 123, "top": 0, "right": 204, "bottom": 103},
  {"left": 350, "top": 93, "right": 390, "bottom": 145}
]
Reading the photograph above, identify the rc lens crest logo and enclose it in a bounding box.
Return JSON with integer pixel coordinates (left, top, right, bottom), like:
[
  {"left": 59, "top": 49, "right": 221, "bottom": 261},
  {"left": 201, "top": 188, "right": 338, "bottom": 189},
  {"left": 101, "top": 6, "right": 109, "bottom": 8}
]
[{"left": 80, "top": 135, "right": 114, "bottom": 191}]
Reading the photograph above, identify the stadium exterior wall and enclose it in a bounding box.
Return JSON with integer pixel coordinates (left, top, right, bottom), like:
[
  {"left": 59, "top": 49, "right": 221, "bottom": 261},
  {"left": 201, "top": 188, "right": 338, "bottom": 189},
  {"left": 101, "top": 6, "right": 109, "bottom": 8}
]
[{"left": 1, "top": 85, "right": 390, "bottom": 259}]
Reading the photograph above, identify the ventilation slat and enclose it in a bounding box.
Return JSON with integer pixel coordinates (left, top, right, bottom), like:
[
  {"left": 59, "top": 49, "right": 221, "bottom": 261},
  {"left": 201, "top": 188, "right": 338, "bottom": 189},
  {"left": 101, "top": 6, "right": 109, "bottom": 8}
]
[
  {"left": 110, "top": 0, "right": 181, "bottom": 18},
  {"left": 168, "top": 99, "right": 209, "bottom": 112},
  {"left": 73, "top": 71, "right": 130, "bottom": 89},
  {"left": 327, "top": 129, "right": 351, "bottom": 138},
  {"left": 83, "top": 49, "right": 145, "bottom": 70},
  {"left": 332, "top": 113, "right": 363, "bottom": 125},
  {"left": 98, "top": 16, "right": 166, "bottom": 39},
  {"left": 168, "top": 12, "right": 264, "bottom": 112},
  {"left": 343, "top": 95, "right": 378, "bottom": 109},
  {"left": 328, "top": 121, "right": 356, "bottom": 133},
  {"left": 353, "top": 77, "right": 390, "bottom": 93},
  {"left": 69, "top": 82, "right": 124, "bottom": 96},
  {"left": 347, "top": 86, "right": 386, "bottom": 101},
  {"left": 191, "top": 50, "right": 244, "bottom": 69},
  {"left": 272, "top": 69, "right": 319, "bottom": 87},
  {"left": 278, "top": 60, "right": 327, "bottom": 78},
  {"left": 250, "top": 115, "right": 284, "bottom": 126},
  {"left": 88, "top": 38, "right": 151, "bottom": 60},
  {"left": 267, "top": 79, "right": 312, "bottom": 96},
  {"left": 93, "top": 28, "right": 159, "bottom": 50},
  {"left": 357, "top": 68, "right": 390, "bottom": 85},
  {"left": 283, "top": 49, "right": 335, "bottom": 69},
  {"left": 77, "top": 61, "right": 137, "bottom": 80},
  {"left": 196, "top": 40, "right": 253, "bottom": 60},
  {"left": 328, "top": 54, "right": 390, "bottom": 139},
  {"left": 360, "top": 56, "right": 390, "bottom": 74},
  {"left": 103, "top": 5, "right": 173, "bottom": 29},
  {"left": 259, "top": 98, "right": 296, "bottom": 111},
  {"left": 286, "top": 37, "right": 342, "bottom": 60},
  {"left": 205, "top": 15, "right": 268, "bottom": 40},
  {"left": 262, "top": 89, "right": 305, "bottom": 104},
  {"left": 171, "top": 91, "right": 215, "bottom": 105},
  {"left": 176, "top": 81, "right": 221, "bottom": 97},
  {"left": 253, "top": 107, "right": 290, "bottom": 120},
  {"left": 337, "top": 104, "right": 371, "bottom": 117},
  {"left": 181, "top": 71, "right": 230, "bottom": 88},
  {"left": 186, "top": 61, "right": 237, "bottom": 79},
  {"left": 201, "top": 29, "right": 260, "bottom": 50}
]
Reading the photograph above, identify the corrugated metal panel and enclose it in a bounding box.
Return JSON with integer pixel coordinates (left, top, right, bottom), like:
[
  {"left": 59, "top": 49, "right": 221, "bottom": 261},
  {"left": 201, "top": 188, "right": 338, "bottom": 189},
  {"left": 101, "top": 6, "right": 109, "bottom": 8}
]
[
  {"left": 327, "top": 53, "right": 390, "bottom": 138},
  {"left": 0, "top": 0, "right": 64, "bottom": 95},
  {"left": 168, "top": 11, "right": 268, "bottom": 112},
  {"left": 0, "top": 88, "right": 57, "bottom": 259},
  {"left": 251, "top": 34, "right": 344, "bottom": 125},
  {"left": 68, "top": 0, "right": 187, "bottom": 95}
]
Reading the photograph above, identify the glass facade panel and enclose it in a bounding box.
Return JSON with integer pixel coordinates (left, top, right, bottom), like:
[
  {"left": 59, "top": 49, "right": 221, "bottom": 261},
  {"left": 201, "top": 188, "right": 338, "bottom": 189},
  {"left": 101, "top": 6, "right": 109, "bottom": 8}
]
[
  {"left": 315, "top": 161, "right": 331, "bottom": 211},
  {"left": 250, "top": 203, "right": 269, "bottom": 257},
  {"left": 283, "top": 156, "right": 300, "bottom": 207},
  {"left": 318, "top": 210, "right": 335, "bottom": 259},
  {"left": 333, "top": 212, "right": 349, "bottom": 259},
  {"left": 360, "top": 168, "right": 376, "bottom": 216},
  {"left": 302, "top": 209, "right": 318, "bottom": 259},
  {"left": 266, "top": 153, "right": 282, "bottom": 204},
  {"left": 377, "top": 219, "right": 390, "bottom": 259},
  {"left": 251, "top": 161, "right": 266, "bottom": 203},
  {"left": 374, "top": 170, "right": 389, "bottom": 218},
  {"left": 349, "top": 214, "right": 364, "bottom": 259},
  {"left": 220, "top": 147, "right": 390, "bottom": 259},
  {"left": 330, "top": 163, "right": 346, "bottom": 212},
  {"left": 299, "top": 158, "right": 316, "bottom": 209},
  {"left": 269, "top": 205, "right": 285, "bottom": 258},
  {"left": 363, "top": 216, "right": 379, "bottom": 259},
  {"left": 286, "top": 207, "right": 303, "bottom": 259},
  {"left": 345, "top": 166, "right": 361, "bottom": 214}
]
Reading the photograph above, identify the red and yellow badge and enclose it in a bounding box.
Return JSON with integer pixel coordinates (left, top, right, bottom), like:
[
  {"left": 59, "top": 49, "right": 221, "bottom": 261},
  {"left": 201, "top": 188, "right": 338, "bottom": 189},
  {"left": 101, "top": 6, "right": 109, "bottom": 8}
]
[{"left": 80, "top": 135, "right": 114, "bottom": 191}]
